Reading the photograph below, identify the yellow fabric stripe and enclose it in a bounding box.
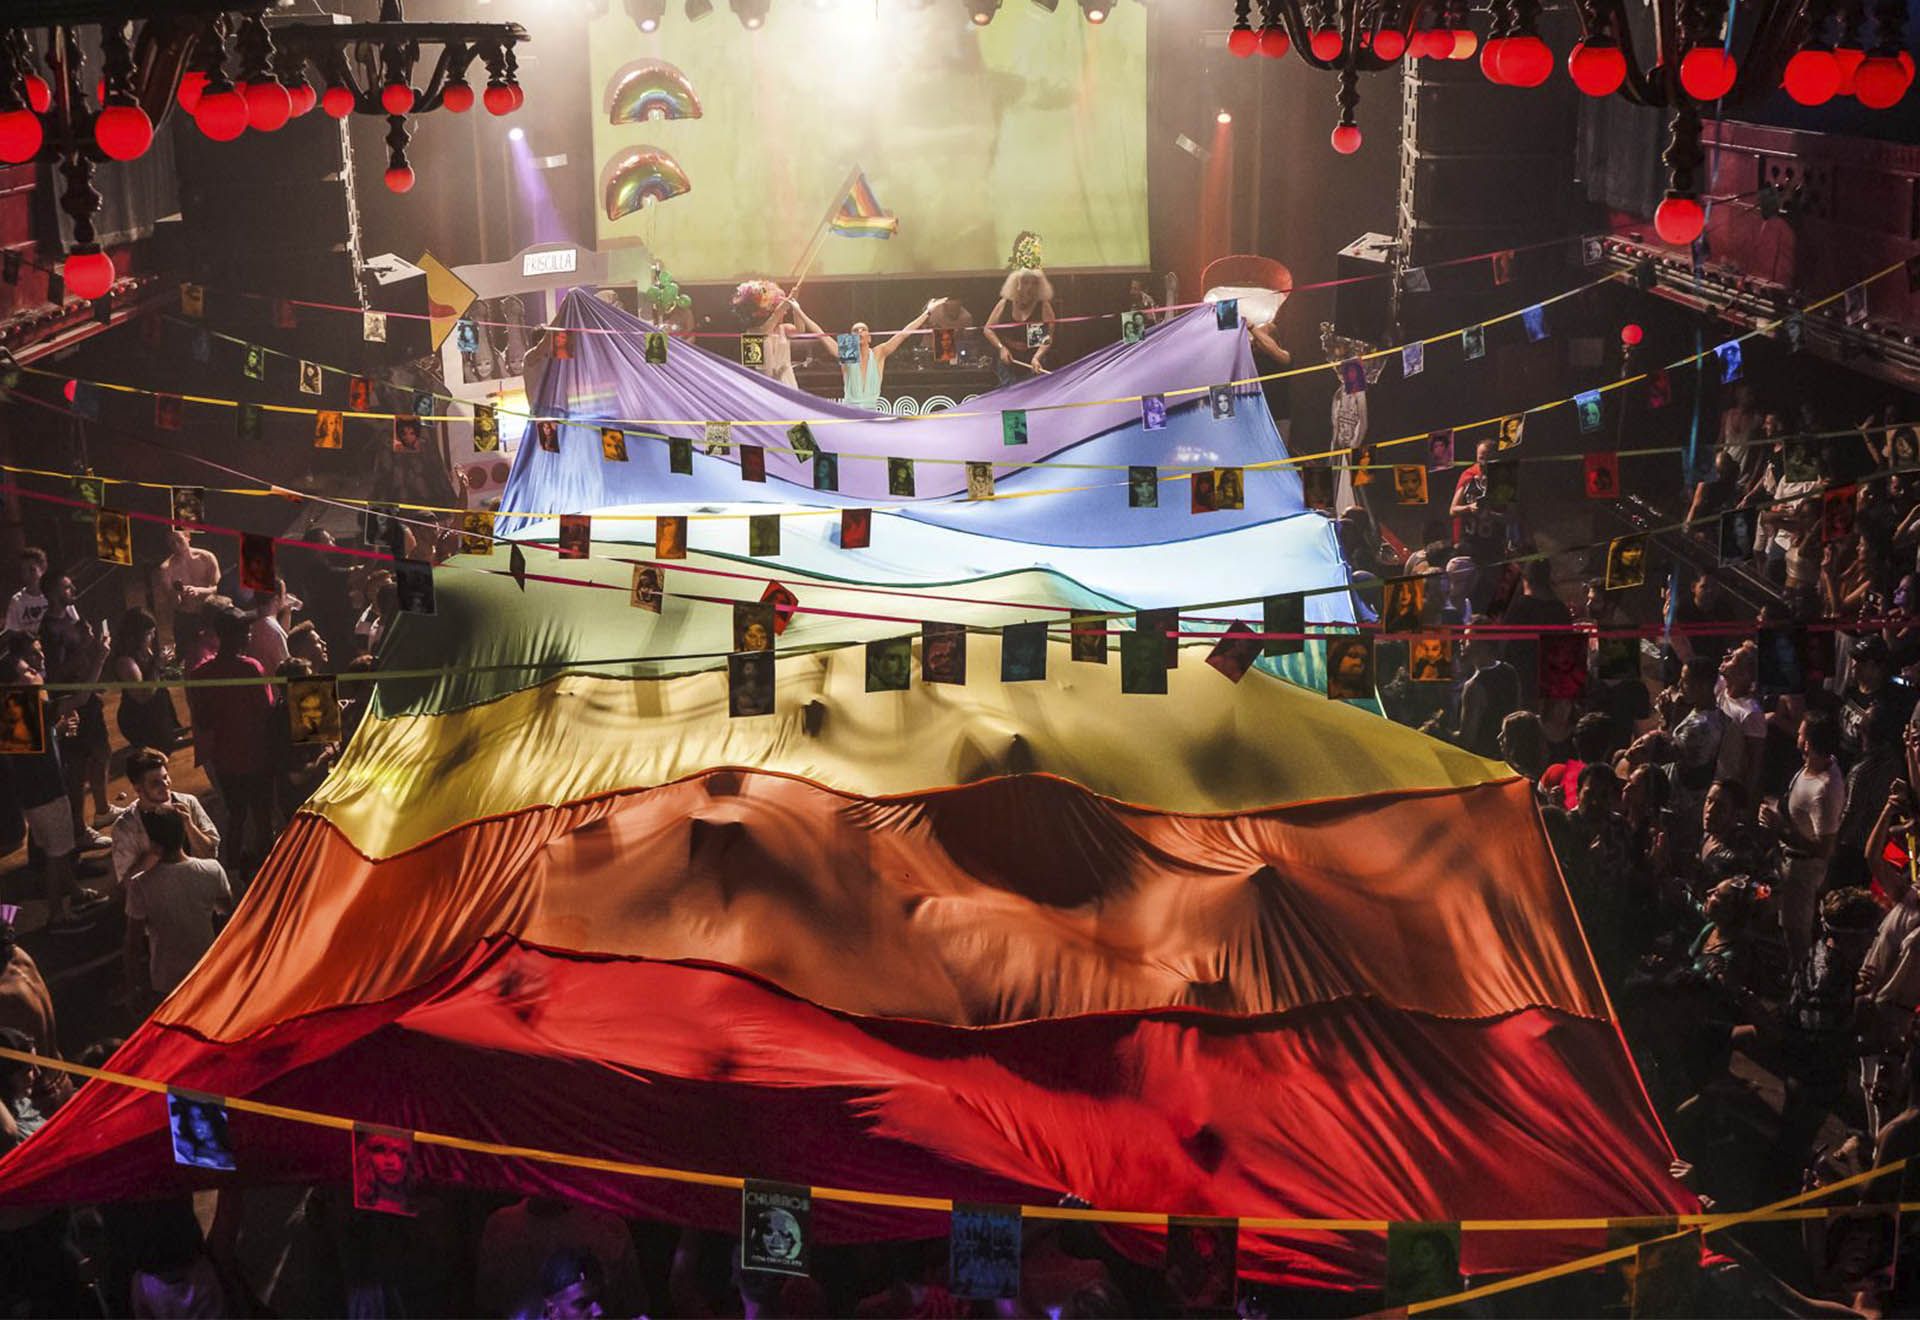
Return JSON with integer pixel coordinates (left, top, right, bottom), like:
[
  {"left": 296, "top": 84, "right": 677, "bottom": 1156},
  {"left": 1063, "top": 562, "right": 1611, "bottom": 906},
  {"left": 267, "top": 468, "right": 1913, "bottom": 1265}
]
[{"left": 307, "top": 634, "right": 1512, "bottom": 859}]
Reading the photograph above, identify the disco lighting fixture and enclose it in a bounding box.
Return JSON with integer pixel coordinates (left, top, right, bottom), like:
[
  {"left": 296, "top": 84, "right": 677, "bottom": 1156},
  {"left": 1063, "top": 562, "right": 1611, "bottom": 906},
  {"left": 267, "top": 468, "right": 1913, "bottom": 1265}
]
[
  {"left": 0, "top": 1, "right": 528, "bottom": 298},
  {"left": 1221, "top": 0, "right": 1913, "bottom": 243},
  {"left": 730, "top": 0, "right": 770, "bottom": 27},
  {"left": 1031, "top": 0, "right": 1060, "bottom": 12},
  {"left": 1078, "top": 0, "right": 1108, "bottom": 21},
  {"left": 966, "top": 0, "right": 1002, "bottom": 24},
  {"left": 685, "top": 0, "right": 715, "bottom": 19},
  {"left": 626, "top": 0, "right": 668, "bottom": 31}
]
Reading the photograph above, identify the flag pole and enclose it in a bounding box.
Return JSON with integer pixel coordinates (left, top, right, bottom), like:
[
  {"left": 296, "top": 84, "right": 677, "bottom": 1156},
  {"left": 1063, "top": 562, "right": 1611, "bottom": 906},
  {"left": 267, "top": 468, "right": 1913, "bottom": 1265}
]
[{"left": 777, "top": 164, "right": 863, "bottom": 317}]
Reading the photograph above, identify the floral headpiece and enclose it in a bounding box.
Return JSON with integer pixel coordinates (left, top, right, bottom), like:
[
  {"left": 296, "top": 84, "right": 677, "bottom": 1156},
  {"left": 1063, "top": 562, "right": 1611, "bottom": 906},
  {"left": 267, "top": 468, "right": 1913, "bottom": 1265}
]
[
  {"left": 731, "top": 278, "right": 786, "bottom": 325},
  {"left": 1009, "top": 231, "right": 1044, "bottom": 271}
]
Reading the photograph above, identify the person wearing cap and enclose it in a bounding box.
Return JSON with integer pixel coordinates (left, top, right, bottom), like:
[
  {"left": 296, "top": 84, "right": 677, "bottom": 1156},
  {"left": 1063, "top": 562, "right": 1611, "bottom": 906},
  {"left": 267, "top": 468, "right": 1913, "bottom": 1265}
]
[{"left": 1840, "top": 635, "right": 1915, "bottom": 765}]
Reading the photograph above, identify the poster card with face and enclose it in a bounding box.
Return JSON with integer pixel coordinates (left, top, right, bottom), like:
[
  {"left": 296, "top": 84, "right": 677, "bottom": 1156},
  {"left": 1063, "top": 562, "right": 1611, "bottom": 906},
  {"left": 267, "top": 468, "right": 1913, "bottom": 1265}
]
[
  {"left": 966, "top": 462, "right": 995, "bottom": 501},
  {"left": 888, "top": 456, "right": 916, "bottom": 498},
  {"left": 154, "top": 393, "right": 182, "bottom": 430},
  {"left": 1212, "top": 466, "right": 1244, "bottom": 510},
  {"left": 740, "top": 333, "right": 766, "bottom": 366},
  {"left": 1384, "top": 1221, "right": 1462, "bottom": 1309},
  {"left": 1128, "top": 466, "right": 1158, "bottom": 509},
  {"left": 739, "top": 443, "right": 767, "bottom": 483},
  {"left": 171, "top": 486, "right": 205, "bottom": 528},
  {"left": 1206, "top": 620, "right": 1262, "bottom": 683},
  {"left": 1408, "top": 635, "right": 1455, "bottom": 683},
  {"left": 921, "top": 621, "right": 967, "bottom": 684},
  {"left": 1585, "top": 449, "right": 1620, "bottom": 499},
  {"left": 1001, "top": 621, "right": 1047, "bottom": 682},
  {"left": 813, "top": 451, "right": 839, "bottom": 493},
  {"left": 1426, "top": 429, "right": 1454, "bottom": 472},
  {"left": 313, "top": 410, "right": 344, "bottom": 450},
  {"left": 669, "top": 434, "right": 692, "bottom": 474},
  {"left": 168, "top": 1090, "right": 236, "bottom": 1172},
  {"left": 1262, "top": 593, "right": 1304, "bottom": 658},
  {"left": 536, "top": 420, "right": 561, "bottom": 453},
  {"left": 557, "top": 514, "right": 591, "bottom": 560},
  {"left": 1002, "top": 410, "right": 1028, "bottom": 447},
  {"left": 786, "top": 421, "right": 817, "bottom": 461},
  {"left": 1136, "top": 607, "right": 1179, "bottom": 668},
  {"left": 395, "top": 559, "right": 435, "bottom": 615},
  {"left": 1605, "top": 534, "right": 1648, "bottom": 590},
  {"left": 1393, "top": 465, "right": 1429, "bottom": 505},
  {"left": 741, "top": 1180, "right": 810, "bottom": 1276},
  {"left": 287, "top": 676, "right": 342, "bottom": 744},
  {"left": 0, "top": 686, "right": 43, "bottom": 756},
  {"left": 472, "top": 403, "right": 499, "bottom": 452},
  {"left": 748, "top": 513, "right": 781, "bottom": 558},
  {"left": 728, "top": 651, "right": 775, "bottom": 717},
  {"left": 1166, "top": 1217, "right": 1238, "bottom": 1315},
  {"left": 733, "top": 601, "right": 776, "bottom": 654},
  {"left": 1718, "top": 507, "right": 1757, "bottom": 562},
  {"left": 1539, "top": 632, "right": 1590, "bottom": 700},
  {"left": 704, "top": 420, "right": 733, "bottom": 453},
  {"left": 655, "top": 515, "right": 687, "bottom": 560},
  {"left": 601, "top": 428, "right": 629, "bottom": 462},
  {"left": 840, "top": 507, "right": 872, "bottom": 550},
  {"left": 761, "top": 581, "right": 800, "bottom": 635},
  {"left": 1301, "top": 465, "right": 1335, "bottom": 513},
  {"left": 460, "top": 510, "right": 495, "bottom": 556},
  {"left": 631, "top": 564, "right": 664, "bottom": 614},
  {"left": 1070, "top": 613, "right": 1108, "bottom": 664},
  {"left": 1119, "top": 630, "right": 1169, "bottom": 694},
  {"left": 1325, "top": 635, "right": 1375, "bottom": 700},
  {"left": 950, "top": 1203, "right": 1021, "bottom": 1301},
  {"left": 95, "top": 509, "right": 134, "bottom": 566},
  {"left": 1141, "top": 393, "right": 1168, "bottom": 430},
  {"left": 1190, "top": 468, "right": 1217, "bottom": 514},
  {"left": 238, "top": 532, "right": 275, "bottom": 591},
  {"left": 865, "top": 635, "right": 912, "bottom": 692},
  {"left": 1379, "top": 576, "right": 1427, "bottom": 636}
]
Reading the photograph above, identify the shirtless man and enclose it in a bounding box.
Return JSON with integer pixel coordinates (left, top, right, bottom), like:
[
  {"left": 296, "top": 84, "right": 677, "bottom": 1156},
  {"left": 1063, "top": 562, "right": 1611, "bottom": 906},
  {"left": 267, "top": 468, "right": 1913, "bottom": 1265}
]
[{"left": 155, "top": 529, "right": 220, "bottom": 643}]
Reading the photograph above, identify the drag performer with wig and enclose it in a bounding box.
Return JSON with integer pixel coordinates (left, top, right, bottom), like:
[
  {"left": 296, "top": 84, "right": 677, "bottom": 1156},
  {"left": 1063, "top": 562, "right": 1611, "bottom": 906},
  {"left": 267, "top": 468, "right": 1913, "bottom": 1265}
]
[
  {"left": 732, "top": 279, "right": 828, "bottom": 390},
  {"left": 981, "top": 231, "right": 1057, "bottom": 386}
]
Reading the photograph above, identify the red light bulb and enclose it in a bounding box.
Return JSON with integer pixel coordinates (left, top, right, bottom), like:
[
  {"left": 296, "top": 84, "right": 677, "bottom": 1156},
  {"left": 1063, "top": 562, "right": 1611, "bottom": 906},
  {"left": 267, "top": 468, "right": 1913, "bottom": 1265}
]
[
  {"left": 1259, "top": 25, "right": 1290, "bottom": 57},
  {"left": 442, "top": 79, "right": 475, "bottom": 111},
  {"left": 509, "top": 83, "right": 526, "bottom": 110},
  {"left": 1449, "top": 28, "right": 1478, "bottom": 59},
  {"left": 61, "top": 379, "right": 76, "bottom": 403},
  {"left": 244, "top": 80, "right": 292, "bottom": 132},
  {"left": 1679, "top": 46, "right": 1737, "bottom": 100},
  {"left": 1620, "top": 322, "right": 1644, "bottom": 346},
  {"left": 24, "top": 76, "right": 50, "bottom": 114},
  {"left": 1567, "top": 40, "right": 1626, "bottom": 96},
  {"left": 63, "top": 249, "right": 114, "bottom": 301},
  {"left": 0, "top": 108, "right": 43, "bottom": 163},
  {"left": 1309, "top": 26, "right": 1342, "bottom": 59},
  {"left": 1654, "top": 195, "right": 1705, "bottom": 245},
  {"left": 1783, "top": 48, "right": 1841, "bottom": 104},
  {"left": 194, "top": 88, "right": 249, "bottom": 140},
  {"left": 1853, "top": 55, "right": 1908, "bottom": 108},
  {"left": 384, "top": 165, "right": 416, "bottom": 193},
  {"left": 93, "top": 103, "right": 153, "bottom": 160},
  {"left": 483, "top": 82, "right": 516, "bottom": 115},
  {"left": 381, "top": 83, "right": 415, "bottom": 116},
  {"left": 1373, "top": 27, "right": 1407, "bottom": 60},
  {"left": 321, "top": 84, "right": 354, "bottom": 118},
  {"left": 1227, "top": 25, "right": 1257, "bottom": 57},
  {"left": 1331, "top": 123, "right": 1362, "bottom": 153},
  {"left": 287, "top": 80, "right": 317, "bottom": 117},
  {"left": 177, "top": 70, "right": 207, "bottom": 113},
  {"left": 1498, "top": 33, "right": 1553, "bottom": 86}
]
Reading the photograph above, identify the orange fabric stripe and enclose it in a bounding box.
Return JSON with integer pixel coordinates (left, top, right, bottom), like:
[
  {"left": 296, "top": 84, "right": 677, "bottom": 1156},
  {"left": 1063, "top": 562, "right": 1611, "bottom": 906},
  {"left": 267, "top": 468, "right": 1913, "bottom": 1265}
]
[{"left": 158, "top": 774, "right": 1601, "bottom": 1042}]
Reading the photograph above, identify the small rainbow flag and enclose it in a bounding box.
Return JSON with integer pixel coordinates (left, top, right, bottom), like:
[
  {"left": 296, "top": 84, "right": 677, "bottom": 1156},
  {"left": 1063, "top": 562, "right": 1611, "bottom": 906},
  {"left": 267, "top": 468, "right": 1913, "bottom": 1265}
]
[{"left": 830, "top": 171, "right": 898, "bottom": 238}]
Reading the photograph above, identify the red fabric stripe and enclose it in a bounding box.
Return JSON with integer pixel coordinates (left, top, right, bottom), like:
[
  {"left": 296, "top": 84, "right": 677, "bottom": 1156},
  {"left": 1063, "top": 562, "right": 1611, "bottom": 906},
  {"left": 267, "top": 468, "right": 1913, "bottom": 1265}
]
[{"left": 0, "top": 939, "right": 1689, "bottom": 1289}]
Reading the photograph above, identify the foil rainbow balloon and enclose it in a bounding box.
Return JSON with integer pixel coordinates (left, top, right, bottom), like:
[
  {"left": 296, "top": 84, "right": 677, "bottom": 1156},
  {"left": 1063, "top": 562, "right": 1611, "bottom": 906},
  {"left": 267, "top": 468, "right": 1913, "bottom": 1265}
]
[
  {"left": 604, "top": 59, "right": 703, "bottom": 124},
  {"left": 601, "top": 147, "right": 692, "bottom": 220}
]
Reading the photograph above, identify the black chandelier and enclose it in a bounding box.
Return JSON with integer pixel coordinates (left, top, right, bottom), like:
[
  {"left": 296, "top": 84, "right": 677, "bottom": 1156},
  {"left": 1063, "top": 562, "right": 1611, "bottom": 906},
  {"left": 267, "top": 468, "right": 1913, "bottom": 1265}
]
[
  {"left": 0, "top": 1, "right": 529, "bottom": 302},
  {"left": 1226, "top": 0, "right": 1912, "bottom": 245}
]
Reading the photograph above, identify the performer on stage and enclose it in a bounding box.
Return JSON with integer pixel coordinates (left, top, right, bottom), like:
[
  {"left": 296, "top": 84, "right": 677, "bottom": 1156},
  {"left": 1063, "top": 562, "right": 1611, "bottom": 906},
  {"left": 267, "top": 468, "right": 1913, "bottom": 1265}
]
[
  {"left": 841, "top": 300, "right": 940, "bottom": 410},
  {"left": 732, "top": 280, "right": 827, "bottom": 390},
  {"left": 981, "top": 231, "right": 1056, "bottom": 385}
]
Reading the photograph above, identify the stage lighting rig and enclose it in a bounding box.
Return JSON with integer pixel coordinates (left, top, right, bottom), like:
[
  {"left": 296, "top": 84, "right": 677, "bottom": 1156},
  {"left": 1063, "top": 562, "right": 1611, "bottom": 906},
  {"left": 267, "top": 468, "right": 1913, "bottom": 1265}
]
[
  {"left": 1222, "top": 0, "right": 1914, "bottom": 245},
  {"left": 626, "top": 0, "right": 668, "bottom": 31},
  {"left": 966, "top": 0, "right": 1004, "bottom": 25},
  {"left": 730, "top": 0, "right": 770, "bottom": 27},
  {"left": 686, "top": 0, "right": 715, "bottom": 19},
  {"left": 1031, "top": 0, "right": 1061, "bottom": 12},
  {"left": 0, "top": 0, "right": 527, "bottom": 301},
  {"left": 1079, "top": 0, "right": 1109, "bottom": 21}
]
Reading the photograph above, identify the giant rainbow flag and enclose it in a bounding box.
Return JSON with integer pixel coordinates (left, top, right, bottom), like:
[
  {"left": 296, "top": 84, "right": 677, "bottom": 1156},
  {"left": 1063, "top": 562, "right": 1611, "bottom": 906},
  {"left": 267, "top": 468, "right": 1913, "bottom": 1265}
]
[{"left": 0, "top": 298, "right": 1693, "bottom": 1288}]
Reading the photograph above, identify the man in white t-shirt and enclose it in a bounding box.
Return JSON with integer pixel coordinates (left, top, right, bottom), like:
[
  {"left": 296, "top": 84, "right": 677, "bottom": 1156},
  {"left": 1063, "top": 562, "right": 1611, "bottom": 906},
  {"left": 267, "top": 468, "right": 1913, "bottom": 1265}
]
[
  {"left": 122, "top": 806, "right": 231, "bottom": 1001},
  {"left": 3, "top": 547, "right": 49, "bottom": 636},
  {"left": 1716, "top": 641, "right": 1767, "bottom": 796},
  {"left": 1761, "top": 711, "right": 1846, "bottom": 969},
  {"left": 110, "top": 746, "right": 219, "bottom": 892}
]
